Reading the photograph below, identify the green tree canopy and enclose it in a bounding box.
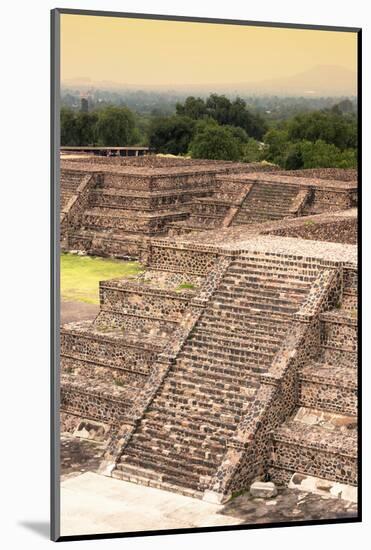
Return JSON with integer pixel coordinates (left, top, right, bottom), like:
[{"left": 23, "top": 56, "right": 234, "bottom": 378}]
[
  {"left": 60, "top": 108, "right": 98, "bottom": 146},
  {"left": 176, "top": 96, "right": 207, "bottom": 119},
  {"left": 175, "top": 94, "right": 267, "bottom": 140},
  {"left": 263, "top": 129, "right": 290, "bottom": 166},
  {"left": 296, "top": 140, "right": 357, "bottom": 169},
  {"left": 148, "top": 116, "right": 196, "bottom": 155},
  {"left": 189, "top": 122, "right": 243, "bottom": 161},
  {"left": 95, "top": 106, "right": 137, "bottom": 146},
  {"left": 61, "top": 108, "right": 79, "bottom": 146},
  {"left": 242, "top": 138, "right": 266, "bottom": 163},
  {"left": 287, "top": 110, "right": 357, "bottom": 150}
]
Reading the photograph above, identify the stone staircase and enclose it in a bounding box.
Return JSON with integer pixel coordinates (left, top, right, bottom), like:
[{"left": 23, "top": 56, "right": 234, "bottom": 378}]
[
  {"left": 113, "top": 253, "right": 321, "bottom": 496},
  {"left": 60, "top": 273, "right": 198, "bottom": 433},
  {"left": 168, "top": 179, "right": 307, "bottom": 236},
  {"left": 270, "top": 267, "right": 358, "bottom": 488},
  {"left": 61, "top": 170, "right": 84, "bottom": 210},
  {"left": 231, "top": 183, "right": 301, "bottom": 225}
]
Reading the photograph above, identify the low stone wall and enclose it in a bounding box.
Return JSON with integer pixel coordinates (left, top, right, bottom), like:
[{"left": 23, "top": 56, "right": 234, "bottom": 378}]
[
  {"left": 144, "top": 242, "right": 221, "bottom": 275},
  {"left": 266, "top": 217, "right": 357, "bottom": 245}
]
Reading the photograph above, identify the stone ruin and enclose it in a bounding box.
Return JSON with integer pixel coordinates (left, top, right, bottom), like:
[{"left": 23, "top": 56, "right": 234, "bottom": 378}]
[
  {"left": 60, "top": 156, "right": 357, "bottom": 259},
  {"left": 60, "top": 156, "right": 358, "bottom": 504}
]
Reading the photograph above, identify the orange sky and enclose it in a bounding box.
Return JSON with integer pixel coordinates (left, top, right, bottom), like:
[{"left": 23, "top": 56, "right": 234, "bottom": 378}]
[{"left": 60, "top": 14, "right": 357, "bottom": 91}]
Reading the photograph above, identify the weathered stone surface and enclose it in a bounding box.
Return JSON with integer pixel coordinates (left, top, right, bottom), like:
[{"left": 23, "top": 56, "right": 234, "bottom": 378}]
[
  {"left": 60, "top": 158, "right": 358, "bottom": 510},
  {"left": 250, "top": 481, "right": 278, "bottom": 498}
]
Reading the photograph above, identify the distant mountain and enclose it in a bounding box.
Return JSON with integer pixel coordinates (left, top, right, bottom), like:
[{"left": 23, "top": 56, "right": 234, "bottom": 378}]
[
  {"left": 62, "top": 65, "right": 357, "bottom": 97},
  {"left": 244, "top": 65, "right": 357, "bottom": 96}
]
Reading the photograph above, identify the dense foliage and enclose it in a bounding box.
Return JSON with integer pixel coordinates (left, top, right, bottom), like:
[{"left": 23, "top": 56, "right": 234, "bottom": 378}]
[
  {"left": 147, "top": 116, "right": 195, "bottom": 155},
  {"left": 176, "top": 94, "right": 267, "bottom": 140},
  {"left": 60, "top": 106, "right": 138, "bottom": 146},
  {"left": 60, "top": 95, "right": 357, "bottom": 169},
  {"left": 189, "top": 121, "right": 245, "bottom": 161}
]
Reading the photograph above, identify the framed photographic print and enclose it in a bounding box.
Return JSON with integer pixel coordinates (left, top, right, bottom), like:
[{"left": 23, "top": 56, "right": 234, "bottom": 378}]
[{"left": 51, "top": 8, "right": 361, "bottom": 541}]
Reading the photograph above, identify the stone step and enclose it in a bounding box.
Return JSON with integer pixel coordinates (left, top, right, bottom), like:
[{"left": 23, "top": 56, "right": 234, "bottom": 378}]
[
  {"left": 244, "top": 192, "right": 296, "bottom": 202},
  {"left": 180, "top": 346, "right": 272, "bottom": 373},
  {"left": 231, "top": 258, "right": 321, "bottom": 275},
  {"left": 214, "top": 288, "right": 304, "bottom": 308},
  {"left": 244, "top": 193, "right": 296, "bottom": 203},
  {"left": 146, "top": 403, "right": 238, "bottom": 435},
  {"left": 272, "top": 413, "right": 357, "bottom": 486},
  {"left": 200, "top": 309, "right": 291, "bottom": 331},
  {"left": 118, "top": 453, "right": 204, "bottom": 491},
  {"left": 131, "top": 428, "right": 226, "bottom": 461},
  {"left": 220, "top": 276, "right": 310, "bottom": 294},
  {"left": 238, "top": 206, "right": 291, "bottom": 216},
  {"left": 241, "top": 202, "right": 293, "bottom": 211},
  {"left": 164, "top": 371, "right": 259, "bottom": 399},
  {"left": 235, "top": 215, "right": 284, "bottom": 225},
  {"left": 156, "top": 385, "right": 253, "bottom": 416},
  {"left": 174, "top": 356, "right": 268, "bottom": 384},
  {"left": 215, "top": 281, "right": 308, "bottom": 302},
  {"left": 299, "top": 362, "right": 357, "bottom": 416},
  {"left": 140, "top": 413, "right": 232, "bottom": 445},
  {"left": 195, "top": 325, "right": 282, "bottom": 347},
  {"left": 126, "top": 431, "right": 223, "bottom": 467},
  {"left": 189, "top": 331, "right": 280, "bottom": 355},
  {"left": 198, "top": 315, "right": 290, "bottom": 340},
  {"left": 226, "top": 270, "right": 316, "bottom": 286},
  {"left": 206, "top": 301, "right": 294, "bottom": 322},
  {"left": 247, "top": 185, "right": 299, "bottom": 195},
  {"left": 171, "top": 362, "right": 263, "bottom": 389},
  {"left": 152, "top": 392, "right": 242, "bottom": 425},
  {"left": 209, "top": 297, "right": 298, "bottom": 316},
  {"left": 121, "top": 444, "right": 217, "bottom": 478},
  {"left": 228, "top": 269, "right": 317, "bottom": 283},
  {"left": 112, "top": 466, "right": 205, "bottom": 499}
]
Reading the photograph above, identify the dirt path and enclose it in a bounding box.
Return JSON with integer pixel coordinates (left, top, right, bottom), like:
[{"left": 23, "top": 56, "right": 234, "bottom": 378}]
[{"left": 61, "top": 301, "right": 100, "bottom": 324}]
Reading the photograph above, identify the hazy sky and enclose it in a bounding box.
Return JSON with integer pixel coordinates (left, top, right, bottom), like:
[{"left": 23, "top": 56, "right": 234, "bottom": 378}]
[{"left": 60, "top": 14, "right": 357, "bottom": 89}]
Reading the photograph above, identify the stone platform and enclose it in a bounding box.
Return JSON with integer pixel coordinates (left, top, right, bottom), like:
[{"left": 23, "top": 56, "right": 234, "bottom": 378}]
[{"left": 61, "top": 225, "right": 357, "bottom": 505}]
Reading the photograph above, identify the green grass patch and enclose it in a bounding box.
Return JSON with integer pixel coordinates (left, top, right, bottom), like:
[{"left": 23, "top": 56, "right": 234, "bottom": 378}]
[
  {"left": 61, "top": 252, "right": 143, "bottom": 304},
  {"left": 175, "top": 282, "right": 197, "bottom": 291}
]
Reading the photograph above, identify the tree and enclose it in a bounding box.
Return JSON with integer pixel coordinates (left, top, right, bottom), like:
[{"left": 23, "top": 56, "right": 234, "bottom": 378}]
[
  {"left": 189, "top": 123, "right": 243, "bottom": 161},
  {"left": 331, "top": 99, "right": 355, "bottom": 115},
  {"left": 95, "top": 106, "right": 137, "bottom": 146},
  {"left": 263, "top": 129, "right": 290, "bottom": 166},
  {"left": 75, "top": 112, "right": 98, "bottom": 145},
  {"left": 228, "top": 97, "right": 268, "bottom": 140},
  {"left": 283, "top": 144, "right": 304, "bottom": 169},
  {"left": 225, "top": 125, "right": 249, "bottom": 144},
  {"left": 242, "top": 138, "right": 266, "bottom": 163},
  {"left": 298, "top": 140, "right": 357, "bottom": 169},
  {"left": 176, "top": 96, "right": 207, "bottom": 119},
  {"left": 287, "top": 111, "right": 357, "bottom": 150},
  {"left": 61, "top": 107, "right": 79, "bottom": 146},
  {"left": 148, "top": 116, "right": 195, "bottom": 155},
  {"left": 175, "top": 94, "right": 267, "bottom": 140}
]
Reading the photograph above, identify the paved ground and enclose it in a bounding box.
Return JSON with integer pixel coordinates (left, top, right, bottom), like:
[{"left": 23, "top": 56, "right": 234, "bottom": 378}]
[
  {"left": 60, "top": 473, "right": 242, "bottom": 537},
  {"left": 60, "top": 436, "right": 358, "bottom": 536},
  {"left": 61, "top": 436, "right": 105, "bottom": 481},
  {"left": 61, "top": 301, "right": 99, "bottom": 324},
  {"left": 220, "top": 487, "right": 357, "bottom": 524}
]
